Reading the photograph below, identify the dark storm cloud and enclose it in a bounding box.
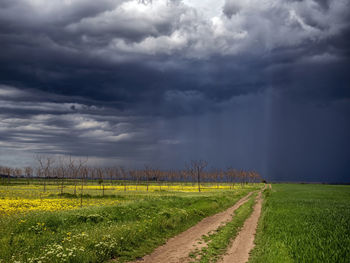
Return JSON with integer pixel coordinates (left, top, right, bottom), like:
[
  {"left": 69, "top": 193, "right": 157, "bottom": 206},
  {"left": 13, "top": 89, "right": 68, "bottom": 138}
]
[
  {"left": 0, "top": 0, "right": 349, "bottom": 182},
  {"left": 1, "top": 0, "right": 349, "bottom": 108},
  {"left": 0, "top": 85, "right": 157, "bottom": 166}
]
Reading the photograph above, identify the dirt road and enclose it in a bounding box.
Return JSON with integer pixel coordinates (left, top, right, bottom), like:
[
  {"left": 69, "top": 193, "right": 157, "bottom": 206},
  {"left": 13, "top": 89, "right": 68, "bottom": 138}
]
[
  {"left": 218, "top": 191, "right": 263, "bottom": 263},
  {"left": 130, "top": 191, "right": 255, "bottom": 263}
]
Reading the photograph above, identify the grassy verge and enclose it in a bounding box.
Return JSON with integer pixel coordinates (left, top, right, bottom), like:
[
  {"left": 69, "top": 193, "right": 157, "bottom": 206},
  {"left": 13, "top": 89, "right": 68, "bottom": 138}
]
[
  {"left": 249, "top": 184, "right": 350, "bottom": 263},
  {"left": 189, "top": 193, "right": 257, "bottom": 263},
  {"left": 0, "top": 187, "right": 261, "bottom": 263}
]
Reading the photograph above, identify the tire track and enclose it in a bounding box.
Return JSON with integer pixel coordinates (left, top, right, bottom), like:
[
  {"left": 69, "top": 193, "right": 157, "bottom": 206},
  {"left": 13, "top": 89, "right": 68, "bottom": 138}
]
[
  {"left": 129, "top": 191, "right": 256, "bottom": 263},
  {"left": 218, "top": 190, "right": 263, "bottom": 263}
]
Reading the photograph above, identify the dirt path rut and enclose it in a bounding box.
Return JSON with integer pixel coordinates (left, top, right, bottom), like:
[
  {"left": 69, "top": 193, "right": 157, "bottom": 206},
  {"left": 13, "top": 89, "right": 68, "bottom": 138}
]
[
  {"left": 130, "top": 191, "right": 255, "bottom": 263},
  {"left": 218, "top": 190, "right": 263, "bottom": 263}
]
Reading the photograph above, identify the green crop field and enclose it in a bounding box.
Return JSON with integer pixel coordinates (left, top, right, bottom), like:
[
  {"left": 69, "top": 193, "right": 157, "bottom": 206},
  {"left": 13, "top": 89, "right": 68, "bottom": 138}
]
[{"left": 249, "top": 184, "right": 350, "bottom": 263}]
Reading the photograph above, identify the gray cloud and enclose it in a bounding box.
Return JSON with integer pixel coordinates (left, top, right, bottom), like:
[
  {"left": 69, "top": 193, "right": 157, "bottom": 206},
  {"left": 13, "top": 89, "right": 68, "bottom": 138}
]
[
  {"left": 0, "top": 86, "right": 149, "bottom": 159},
  {"left": 1, "top": 0, "right": 349, "bottom": 106},
  {"left": 0, "top": 0, "right": 349, "bottom": 182}
]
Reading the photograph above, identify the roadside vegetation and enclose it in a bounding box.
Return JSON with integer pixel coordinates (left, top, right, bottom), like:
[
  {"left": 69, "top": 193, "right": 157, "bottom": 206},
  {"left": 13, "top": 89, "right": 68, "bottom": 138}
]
[{"left": 249, "top": 184, "right": 350, "bottom": 263}]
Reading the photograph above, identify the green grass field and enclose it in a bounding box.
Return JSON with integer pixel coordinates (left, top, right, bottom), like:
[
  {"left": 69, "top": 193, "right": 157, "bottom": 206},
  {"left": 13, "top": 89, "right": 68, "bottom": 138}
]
[{"left": 249, "top": 184, "right": 350, "bottom": 263}]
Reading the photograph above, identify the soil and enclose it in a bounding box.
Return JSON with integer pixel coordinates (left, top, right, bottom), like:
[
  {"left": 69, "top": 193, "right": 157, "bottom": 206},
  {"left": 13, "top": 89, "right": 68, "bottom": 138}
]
[
  {"left": 129, "top": 191, "right": 255, "bottom": 263},
  {"left": 218, "top": 191, "right": 263, "bottom": 263}
]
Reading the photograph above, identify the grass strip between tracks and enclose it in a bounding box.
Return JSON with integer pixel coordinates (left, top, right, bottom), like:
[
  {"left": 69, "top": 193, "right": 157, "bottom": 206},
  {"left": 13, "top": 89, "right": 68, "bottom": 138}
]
[{"left": 189, "top": 193, "right": 257, "bottom": 263}]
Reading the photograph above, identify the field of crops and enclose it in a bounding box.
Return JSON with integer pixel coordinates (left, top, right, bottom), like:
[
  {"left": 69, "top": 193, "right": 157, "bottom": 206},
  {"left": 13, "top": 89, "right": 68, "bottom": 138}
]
[
  {"left": 249, "top": 184, "right": 350, "bottom": 263},
  {"left": 1, "top": 182, "right": 349, "bottom": 263},
  {"left": 0, "top": 180, "right": 259, "bottom": 263}
]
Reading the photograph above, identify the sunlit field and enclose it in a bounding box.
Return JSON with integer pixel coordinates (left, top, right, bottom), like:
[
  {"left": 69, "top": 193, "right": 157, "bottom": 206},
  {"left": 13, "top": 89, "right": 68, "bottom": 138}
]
[
  {"left": 0, "top": 180, "right": 244, "bottom": 215},
  {"left": 0, "top": 178, "right": 262, "bottom": 263}
]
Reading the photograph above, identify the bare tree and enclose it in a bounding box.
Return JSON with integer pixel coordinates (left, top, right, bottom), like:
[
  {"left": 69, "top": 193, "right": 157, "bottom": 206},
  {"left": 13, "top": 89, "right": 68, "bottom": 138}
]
[
  {"left": 187, "top": 160, "right": 208, "bottom": 192},
  {"left": 143, "top": 165, "right": 152, "bottom": 192},
  {"left": 119, "top": 166, "right": 128, "bottom": 192},
  {"left": 13, "top": 168, "right": 22, "bottom": 179},
  {"left": 153, "top": 168, "right": 163, "bottom": 190},
  {"left": 211, "top": 169, "right": 220, "bottom": 188},
  {"left": 3, "top": 167, "right": 12, "bottom": 185},
  {"left": 80, "top": 166, "right": 89, "bottom": 207},
  {"left": 106, "top": 167, "right": 114, "bottom": 186},
  {"left": 96, "top": 167, "right": 105, "bottom": 196},
  {"left": 57, "top": 156, "right": 68, "bottom": 195},
  {"left": 112, "top": 167, "right": 121, "bottom": 187},
  {"left": 66, "top": 156, "right": 88, "bottom": 195},
  {"left": 0, "top": 166, "right": 4, "bottom": 185},
  {"left": 24, "top": 167, "right": 33, "bottom": 185},
  {"left": 226, "top": 168, "right": 237, "bottom": 189},
  {"left": 180, "top": 169, "right": 188, "bottom": 190},
  {"left": 36, "top": 155, "right": 55, "bottom": 192}
]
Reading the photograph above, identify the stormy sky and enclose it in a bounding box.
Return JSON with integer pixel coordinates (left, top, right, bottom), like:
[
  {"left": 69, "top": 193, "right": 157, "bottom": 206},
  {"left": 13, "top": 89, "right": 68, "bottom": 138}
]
[{"left": 0, "top": 0, "right": 349, "bottom": 182}]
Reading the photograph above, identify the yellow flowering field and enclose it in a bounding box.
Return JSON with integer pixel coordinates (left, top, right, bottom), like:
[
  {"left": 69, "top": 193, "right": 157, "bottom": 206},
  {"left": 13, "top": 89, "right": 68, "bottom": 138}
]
[
  {"left": 0, "top": 182, "right": 256, "bottom": 215},
  {"left": 0, "top": 198, "right": 120, "bottom": 215},
  {"left": 78, "top": 184, "right": 235, "bottom": 192}
]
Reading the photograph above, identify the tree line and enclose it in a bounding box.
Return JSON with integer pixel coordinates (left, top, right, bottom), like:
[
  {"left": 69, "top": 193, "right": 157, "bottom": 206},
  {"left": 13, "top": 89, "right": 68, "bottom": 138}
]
[{"left": 0, "top": 156, "right": 263, "bottom": 195}]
